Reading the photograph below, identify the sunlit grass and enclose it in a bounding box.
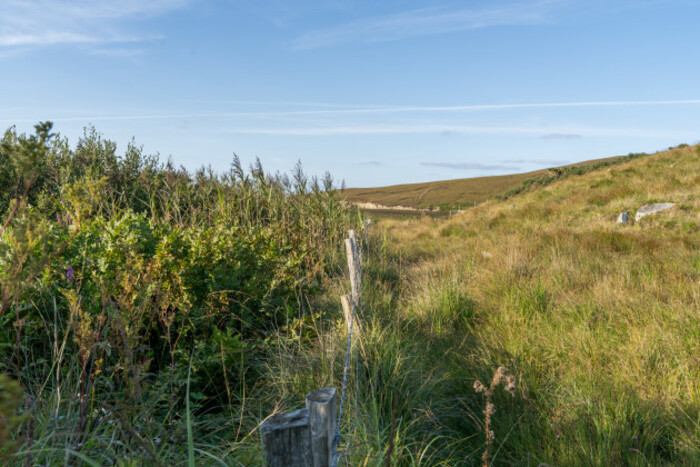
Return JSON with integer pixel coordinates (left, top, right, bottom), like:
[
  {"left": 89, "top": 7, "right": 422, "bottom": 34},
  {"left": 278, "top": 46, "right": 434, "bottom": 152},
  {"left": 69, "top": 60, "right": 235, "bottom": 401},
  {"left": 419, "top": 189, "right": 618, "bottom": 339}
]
[{"left": 331, "top": 143, "right": 700, "bottom": 464}]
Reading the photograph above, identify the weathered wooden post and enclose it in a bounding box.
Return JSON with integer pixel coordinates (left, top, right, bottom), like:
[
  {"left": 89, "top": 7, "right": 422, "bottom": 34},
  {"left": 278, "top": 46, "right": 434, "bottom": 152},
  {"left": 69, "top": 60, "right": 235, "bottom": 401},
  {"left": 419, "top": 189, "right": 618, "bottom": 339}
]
[
  {"left": 260, "top": 388, "right": 338, "bottom": 467},
  {"left": 261, "top": 408, "right": 311, "bottom": 466},
  {"left": 340, "top": 294, "right": 361, "bottom": 336},
  {"left": 261, "top": 228, "right": 369, "bottom": 466},
  {"left": 344, "top": 234, "right": 361, "bottom": 309},
  {"left": 306, "top": 388, "right": 338, "bottom": 467}
]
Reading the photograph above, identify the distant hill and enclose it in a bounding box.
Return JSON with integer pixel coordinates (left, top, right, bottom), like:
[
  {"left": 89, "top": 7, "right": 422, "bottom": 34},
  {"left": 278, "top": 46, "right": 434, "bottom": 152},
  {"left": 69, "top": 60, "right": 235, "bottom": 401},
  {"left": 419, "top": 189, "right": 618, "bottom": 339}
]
[{"left": 342, "top": 153, "right": 648, "bottom": 210}]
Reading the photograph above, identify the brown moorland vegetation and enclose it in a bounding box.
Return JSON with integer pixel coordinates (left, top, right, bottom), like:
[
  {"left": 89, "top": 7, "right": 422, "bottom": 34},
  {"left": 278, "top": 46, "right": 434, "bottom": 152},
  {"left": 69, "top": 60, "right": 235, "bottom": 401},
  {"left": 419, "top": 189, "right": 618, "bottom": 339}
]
[
  {"left": 332, "top": 142, "right": 699, "bottom": 464},
  {"left": 343, "top": 154, "right": 640, "bottom": 210}
]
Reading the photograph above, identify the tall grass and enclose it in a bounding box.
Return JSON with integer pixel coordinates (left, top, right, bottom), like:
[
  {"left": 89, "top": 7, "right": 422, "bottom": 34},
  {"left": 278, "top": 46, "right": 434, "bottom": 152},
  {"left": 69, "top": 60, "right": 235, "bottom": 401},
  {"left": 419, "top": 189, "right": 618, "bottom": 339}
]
[
  {"left": 258, "top": 142, "right": 698, "bottom": 464},
  {"left": 342, "top": 143, "right": 699, "bottom": 464}
]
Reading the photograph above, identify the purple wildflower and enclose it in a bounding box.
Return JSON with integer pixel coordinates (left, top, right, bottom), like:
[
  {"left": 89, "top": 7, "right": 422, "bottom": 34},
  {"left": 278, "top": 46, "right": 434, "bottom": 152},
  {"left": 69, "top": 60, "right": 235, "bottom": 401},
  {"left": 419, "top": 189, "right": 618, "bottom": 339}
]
[{"left": 66, "top": 266, "right": 74, "bottom": 282}]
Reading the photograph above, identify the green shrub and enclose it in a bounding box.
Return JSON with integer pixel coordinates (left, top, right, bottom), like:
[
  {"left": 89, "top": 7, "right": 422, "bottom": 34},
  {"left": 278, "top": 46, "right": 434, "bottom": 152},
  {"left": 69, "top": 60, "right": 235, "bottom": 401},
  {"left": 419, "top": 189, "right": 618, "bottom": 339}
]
[{"left": 0, "top": 122, "right": 356, "bottom": 464}]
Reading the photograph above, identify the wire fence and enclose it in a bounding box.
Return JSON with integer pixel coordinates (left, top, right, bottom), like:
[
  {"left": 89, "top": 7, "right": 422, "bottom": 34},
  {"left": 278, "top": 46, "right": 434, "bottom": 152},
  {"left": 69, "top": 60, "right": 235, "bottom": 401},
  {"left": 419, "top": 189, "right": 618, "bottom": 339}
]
[
  {"left": 261, "top": 222, "right": 370, "bottom": 467},
  {"left": 332, "top": 222, "right": 368, "bottom": 466}
]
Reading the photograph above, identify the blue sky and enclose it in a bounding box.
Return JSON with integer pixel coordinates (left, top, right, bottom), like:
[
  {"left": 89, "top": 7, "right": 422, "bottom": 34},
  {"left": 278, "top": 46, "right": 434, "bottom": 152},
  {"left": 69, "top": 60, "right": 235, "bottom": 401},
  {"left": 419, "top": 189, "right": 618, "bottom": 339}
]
[{"left": 2, "top": 0, "right": 699, "bottom": 187}]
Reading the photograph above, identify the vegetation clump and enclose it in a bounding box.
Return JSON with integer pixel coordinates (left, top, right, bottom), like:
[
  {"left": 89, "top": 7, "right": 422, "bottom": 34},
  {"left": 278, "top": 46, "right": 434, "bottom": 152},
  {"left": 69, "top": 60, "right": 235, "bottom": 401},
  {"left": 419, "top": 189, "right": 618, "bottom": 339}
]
[{"left": 0, "top": 122, "right": 355, "bottom": 464}]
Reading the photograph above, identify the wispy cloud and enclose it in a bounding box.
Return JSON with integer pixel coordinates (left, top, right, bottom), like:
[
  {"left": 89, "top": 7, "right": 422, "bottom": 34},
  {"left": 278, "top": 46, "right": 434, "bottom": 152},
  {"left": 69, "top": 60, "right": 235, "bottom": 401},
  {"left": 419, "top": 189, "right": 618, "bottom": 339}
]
[
  {"left": 265, "top": 99, "right": 700, "bottom": 116},
  {"left": 541, "top": 133, "right": 581, "bottom": 139},
  {"left": 359, "top": 160, "right": 382, "bottom": 166},
  {"left": 221, "top": 124, "right": 683, "bottom": 139},
  {"left": 0, "top": 0, "right": 189, "bottom": 51},
  {"left": 292, "top": 0, "right": 561, "bottom": 50},
  {"left": 1, "top": 114, "right": 679, "bottom": 140},
  {"left": 87, "top": 47, "right": 147, "bottom": 58},
  {"left": 421, "top": 162, "right": 517, "bottom": 171},
  {"left": 5, "top": 98, "right": 700, "bottom": 123}
]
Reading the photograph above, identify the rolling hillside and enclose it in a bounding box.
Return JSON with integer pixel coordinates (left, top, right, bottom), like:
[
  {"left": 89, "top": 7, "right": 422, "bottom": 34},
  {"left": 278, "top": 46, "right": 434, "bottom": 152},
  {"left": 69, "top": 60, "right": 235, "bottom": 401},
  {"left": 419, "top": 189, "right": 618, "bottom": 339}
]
[
  {"left": 342, "top": 153, "right": 647, "bottom": 210},
  {"left": 338, "top": 142, "right": 700, "bottom": 464}
]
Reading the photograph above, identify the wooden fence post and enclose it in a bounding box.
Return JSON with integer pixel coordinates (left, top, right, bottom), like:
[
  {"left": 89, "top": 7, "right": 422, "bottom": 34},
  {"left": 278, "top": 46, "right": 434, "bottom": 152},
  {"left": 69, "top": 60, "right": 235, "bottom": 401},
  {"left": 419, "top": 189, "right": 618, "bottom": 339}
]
[
  {"left": 306, "top": 388, "right": 337, "bottom": 467},
  {"left": 260, "top": 228, "right": 370, "bottom": 465},
  {"left": 340, "top": 294, "right": 362, "bottom": 336},
  {"left": 344, "top": 236, "right": 361, "bottom": 309},
  {"left": 260, "top": 388, "right": 338, "bottom": 467},
  {"left": 261, "top": 408, "right": 311, "bottom": 466}
]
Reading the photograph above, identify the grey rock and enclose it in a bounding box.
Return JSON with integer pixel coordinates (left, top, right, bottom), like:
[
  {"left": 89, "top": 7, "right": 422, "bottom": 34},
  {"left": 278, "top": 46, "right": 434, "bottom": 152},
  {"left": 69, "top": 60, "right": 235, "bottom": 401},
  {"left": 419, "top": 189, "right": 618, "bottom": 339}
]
[
  {"left": 616, "top": 211, "right": 631, "bottom": 224},
  {"left": 634, "top": 203, "right": 675, "bottom": 222}
]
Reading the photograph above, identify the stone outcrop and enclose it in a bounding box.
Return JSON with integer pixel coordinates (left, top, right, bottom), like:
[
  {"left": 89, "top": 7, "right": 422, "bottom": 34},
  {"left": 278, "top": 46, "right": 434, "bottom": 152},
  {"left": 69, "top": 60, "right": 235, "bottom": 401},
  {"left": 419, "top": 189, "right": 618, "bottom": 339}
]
[{"left": 634, "top": 203, "right": 675, "bottom": 222}]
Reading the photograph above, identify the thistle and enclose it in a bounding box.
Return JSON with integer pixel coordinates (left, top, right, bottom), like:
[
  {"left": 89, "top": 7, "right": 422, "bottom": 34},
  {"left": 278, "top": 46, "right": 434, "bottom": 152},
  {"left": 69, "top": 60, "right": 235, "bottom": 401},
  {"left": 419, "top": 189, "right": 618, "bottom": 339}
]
[{"left": 474, "top": 366, "right": 517, "bottom": 467}]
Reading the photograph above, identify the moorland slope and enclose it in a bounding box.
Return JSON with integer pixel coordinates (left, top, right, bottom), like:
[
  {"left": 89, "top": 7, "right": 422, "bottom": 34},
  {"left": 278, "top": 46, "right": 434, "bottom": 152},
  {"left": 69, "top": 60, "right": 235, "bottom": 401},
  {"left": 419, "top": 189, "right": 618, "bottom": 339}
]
[
  {"left": 343, "top": 154, "right": 640, "bottom": 209},
  {"left": 333, "top": 143, "right": 700, "bottom": 464}
]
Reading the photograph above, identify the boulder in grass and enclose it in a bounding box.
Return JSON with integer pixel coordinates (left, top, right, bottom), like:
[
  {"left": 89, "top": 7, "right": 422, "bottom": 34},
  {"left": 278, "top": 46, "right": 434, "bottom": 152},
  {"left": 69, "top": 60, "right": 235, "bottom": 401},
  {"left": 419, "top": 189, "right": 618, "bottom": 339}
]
[
  {"left": 634, "top": 203, "right": 675, "bottom": 222},
  {"left": 616, "top": 211, "right": 631, "bottom": 224}
]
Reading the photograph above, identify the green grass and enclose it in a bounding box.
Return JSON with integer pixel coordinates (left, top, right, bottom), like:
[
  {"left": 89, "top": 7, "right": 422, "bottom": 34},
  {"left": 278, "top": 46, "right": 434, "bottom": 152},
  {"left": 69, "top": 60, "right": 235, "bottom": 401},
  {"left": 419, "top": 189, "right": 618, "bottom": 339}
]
[{"left": 0, "top": 122, "right": 357, "bottom": 466}]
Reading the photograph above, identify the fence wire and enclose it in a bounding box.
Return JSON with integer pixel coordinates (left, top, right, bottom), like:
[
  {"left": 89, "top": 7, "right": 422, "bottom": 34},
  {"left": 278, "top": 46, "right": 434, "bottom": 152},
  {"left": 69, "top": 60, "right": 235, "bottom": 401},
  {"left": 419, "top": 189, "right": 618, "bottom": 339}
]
[
  {"left": 332, "top": 221, "right": 369, "bottom": 467},
  {"left": 332, "top": 293, "right": 354, "bottom": 467}
]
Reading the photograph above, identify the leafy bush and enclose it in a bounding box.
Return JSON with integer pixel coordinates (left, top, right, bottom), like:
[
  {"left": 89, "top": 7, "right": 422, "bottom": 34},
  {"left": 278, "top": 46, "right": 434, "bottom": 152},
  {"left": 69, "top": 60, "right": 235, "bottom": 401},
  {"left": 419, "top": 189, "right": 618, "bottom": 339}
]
[{"left": 0, "top": 122, "right": 355, "bottom": 464}]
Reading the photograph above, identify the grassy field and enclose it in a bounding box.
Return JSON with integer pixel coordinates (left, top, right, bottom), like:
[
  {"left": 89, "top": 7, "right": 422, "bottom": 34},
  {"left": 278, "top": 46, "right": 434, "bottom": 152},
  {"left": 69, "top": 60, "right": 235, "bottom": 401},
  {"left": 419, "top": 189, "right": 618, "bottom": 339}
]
[
  {"left": 2, "top": 124, "right": 698, "bottom": 465},
  {"left": 319, "top": 142, "right": 699, "bottom": 464},
  {"left": 342, "top": 154, "right": 642, "bottom": 210}
]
